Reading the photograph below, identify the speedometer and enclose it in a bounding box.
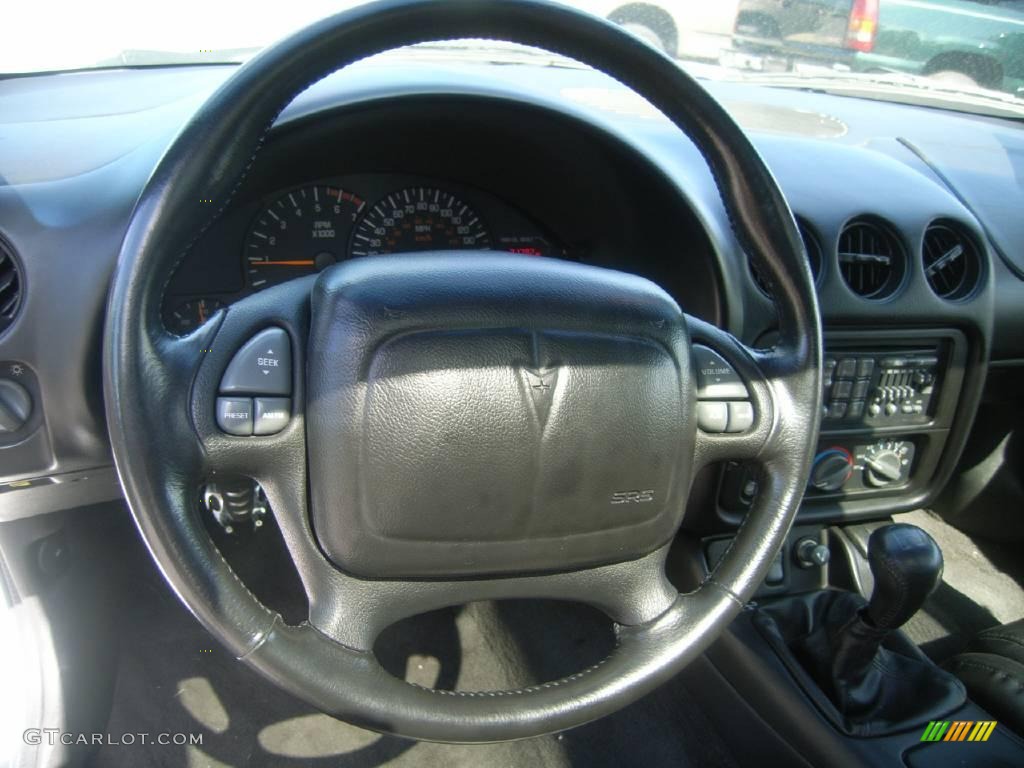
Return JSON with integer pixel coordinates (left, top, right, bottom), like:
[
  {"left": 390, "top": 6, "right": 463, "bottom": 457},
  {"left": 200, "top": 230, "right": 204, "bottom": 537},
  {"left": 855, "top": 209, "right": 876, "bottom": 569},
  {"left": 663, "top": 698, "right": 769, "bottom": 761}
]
[
  {"left": 350, "top": 187, "right": 490, "bottom": 257},
  {"left": 245, "top": 185, "right": 365, "bottom": 290}
]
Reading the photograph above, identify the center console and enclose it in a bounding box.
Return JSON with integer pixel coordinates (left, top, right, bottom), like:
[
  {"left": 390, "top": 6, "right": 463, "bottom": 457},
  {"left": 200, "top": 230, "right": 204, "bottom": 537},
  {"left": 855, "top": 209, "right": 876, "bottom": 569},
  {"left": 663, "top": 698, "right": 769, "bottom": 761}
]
[
  {"left": 718, "top": 328, "right": 969, "bottom": 522},
  {"left": 681, "top": 326, "right": 1019, "bottom": 765},
  {"left": 678, "top": 519, "right": 1024, "bottom": 767}
]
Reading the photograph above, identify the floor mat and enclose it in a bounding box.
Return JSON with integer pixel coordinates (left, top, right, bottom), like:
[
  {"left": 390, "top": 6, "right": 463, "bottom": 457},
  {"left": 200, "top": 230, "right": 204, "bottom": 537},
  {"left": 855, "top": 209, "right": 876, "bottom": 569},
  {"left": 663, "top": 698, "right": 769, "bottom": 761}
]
[
  {"left": 92, "top": 521, "right": 738, "bottom": 768},
  {"left": 899, "top": 509, "right": 1024, "bottom": 662}
]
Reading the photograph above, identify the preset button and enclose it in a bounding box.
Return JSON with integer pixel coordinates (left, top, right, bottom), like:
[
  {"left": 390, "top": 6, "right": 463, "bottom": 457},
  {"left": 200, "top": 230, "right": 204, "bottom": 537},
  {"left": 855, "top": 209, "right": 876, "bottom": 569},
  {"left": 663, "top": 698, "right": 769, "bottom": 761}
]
[{"left": 216, "top": 398, "right": 253, "bottom": 436}]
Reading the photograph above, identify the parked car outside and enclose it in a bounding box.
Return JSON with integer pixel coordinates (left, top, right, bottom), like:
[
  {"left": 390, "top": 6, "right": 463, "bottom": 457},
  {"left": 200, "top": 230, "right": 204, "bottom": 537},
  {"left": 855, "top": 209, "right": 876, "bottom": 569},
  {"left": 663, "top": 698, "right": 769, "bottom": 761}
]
[
  {"left": 733, "top": 0, "right": 1024, "bottom": 95},
  {"left": 561, "top": 0, "right": 741, "bottom": 60}
]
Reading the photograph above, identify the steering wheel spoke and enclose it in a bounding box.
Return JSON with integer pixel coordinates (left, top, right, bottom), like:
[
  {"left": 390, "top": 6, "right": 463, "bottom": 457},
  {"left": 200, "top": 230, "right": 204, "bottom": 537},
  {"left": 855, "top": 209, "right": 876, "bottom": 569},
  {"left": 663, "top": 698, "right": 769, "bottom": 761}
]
[
  {"left": 187, "top": 276, "right": 313, "bottom": 479},
  {"left": 304, "top": 543, "right": 679, "bottom": 652},
  {"left": 688, "top": 315, "right": 808, "bottom": 470}
]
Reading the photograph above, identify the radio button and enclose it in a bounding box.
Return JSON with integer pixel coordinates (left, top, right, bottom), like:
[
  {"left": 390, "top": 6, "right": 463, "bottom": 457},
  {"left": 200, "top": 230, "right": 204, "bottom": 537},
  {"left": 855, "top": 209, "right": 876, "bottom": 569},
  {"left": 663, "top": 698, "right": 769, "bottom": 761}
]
[
  {"left": 216, "top": 397, "right": 254, "bottom": 436},
  {"left": 856, "top": 358, "right": 875, "bottom": 378},
  {"left": 836, "top": 359, "right": 857, "bottom": 379},
  {"left": 254, "top": 397, "right": 291, "bottom": 435},
  {"left": 693, "top": 346, "right": 749, "bottom": 400},
  {"left": 726, "top": 401, "right": 755, "bottom": 433},
  {"left": 697, "top": 402, "right": 729, "bottom": 433},
  {"left": 220, "top": 327, "right": 292, "bottom": 397}
]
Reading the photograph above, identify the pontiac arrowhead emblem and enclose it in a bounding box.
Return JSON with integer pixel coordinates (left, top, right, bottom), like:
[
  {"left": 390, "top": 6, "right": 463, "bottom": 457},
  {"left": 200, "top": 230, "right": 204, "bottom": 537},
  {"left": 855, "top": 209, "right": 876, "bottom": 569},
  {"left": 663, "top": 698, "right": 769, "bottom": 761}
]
[{"left": 521, "top": 367, "right": 558, "bottom": 427}]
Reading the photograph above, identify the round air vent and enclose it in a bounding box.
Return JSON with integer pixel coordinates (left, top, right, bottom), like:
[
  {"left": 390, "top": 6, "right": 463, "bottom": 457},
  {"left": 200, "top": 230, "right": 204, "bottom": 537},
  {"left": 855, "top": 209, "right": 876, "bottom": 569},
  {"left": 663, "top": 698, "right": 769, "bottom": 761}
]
[
  {"left": 838, "top": 218, "right": 904, "bottom": 299},
  {"left": 750, "top": 219, "right": 822, "bottom": 297},
  {"left": 922, "top": 220, "right": 981, "bottom": 301},
  {"left": 0, "top": 238, "right": 23, "bottom": 336}
]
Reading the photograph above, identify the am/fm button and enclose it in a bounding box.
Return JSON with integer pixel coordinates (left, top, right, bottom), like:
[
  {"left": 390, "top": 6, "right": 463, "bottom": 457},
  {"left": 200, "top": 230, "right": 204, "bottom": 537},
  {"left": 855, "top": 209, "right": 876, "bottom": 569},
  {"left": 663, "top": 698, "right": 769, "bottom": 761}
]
[{"left": 254, "top": 397, "right": 291, "bottom": 436}]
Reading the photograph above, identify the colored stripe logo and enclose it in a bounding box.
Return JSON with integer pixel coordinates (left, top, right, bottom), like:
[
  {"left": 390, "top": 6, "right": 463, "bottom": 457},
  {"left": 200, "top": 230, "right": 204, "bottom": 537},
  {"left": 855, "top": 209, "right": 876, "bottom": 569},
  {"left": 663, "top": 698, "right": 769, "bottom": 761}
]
[{"left": 920, "top": 721, "right": 997, "bottom": 742}]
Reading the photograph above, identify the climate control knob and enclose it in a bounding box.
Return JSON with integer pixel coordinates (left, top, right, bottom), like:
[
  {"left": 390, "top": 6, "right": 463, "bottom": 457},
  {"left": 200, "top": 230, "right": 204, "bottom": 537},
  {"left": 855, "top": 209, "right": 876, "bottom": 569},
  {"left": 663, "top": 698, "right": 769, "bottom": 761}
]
[
  {"left": 809, "top": 447, "right": 854, "bottom": 492},
  {"left": 863, "top": 445, "right": 905, "bottom": 487}
]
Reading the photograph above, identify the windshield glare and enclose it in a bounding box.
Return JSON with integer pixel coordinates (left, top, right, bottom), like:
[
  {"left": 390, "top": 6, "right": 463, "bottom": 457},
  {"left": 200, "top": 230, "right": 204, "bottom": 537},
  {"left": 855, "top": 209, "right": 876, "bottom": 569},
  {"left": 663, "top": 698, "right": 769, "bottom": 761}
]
[{"left": 4, "top": 0, "right": 1024, "bottom": 113}]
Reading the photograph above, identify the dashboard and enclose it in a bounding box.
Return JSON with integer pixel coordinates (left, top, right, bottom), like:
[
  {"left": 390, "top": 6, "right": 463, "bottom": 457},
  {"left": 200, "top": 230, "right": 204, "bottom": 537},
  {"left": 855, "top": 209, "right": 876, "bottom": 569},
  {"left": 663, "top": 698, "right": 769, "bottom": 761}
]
[{"left": 0, "top": 55, "right": 1022, "bottom": 534}]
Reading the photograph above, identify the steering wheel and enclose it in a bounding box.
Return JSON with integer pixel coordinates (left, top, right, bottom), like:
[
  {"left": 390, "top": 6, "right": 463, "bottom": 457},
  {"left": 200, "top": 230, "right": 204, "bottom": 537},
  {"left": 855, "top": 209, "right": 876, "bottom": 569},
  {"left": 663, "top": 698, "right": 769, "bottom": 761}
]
[{"left": 104, "top": 0, "right": 821, "bottom": 743}]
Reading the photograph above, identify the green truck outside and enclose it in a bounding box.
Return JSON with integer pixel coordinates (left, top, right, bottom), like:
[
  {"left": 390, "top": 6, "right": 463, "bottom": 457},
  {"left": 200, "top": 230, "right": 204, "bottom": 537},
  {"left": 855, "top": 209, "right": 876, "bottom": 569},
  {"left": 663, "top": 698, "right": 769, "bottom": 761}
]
[{"left": 734, "top": 0, "right": 1024, "bottom": 95}]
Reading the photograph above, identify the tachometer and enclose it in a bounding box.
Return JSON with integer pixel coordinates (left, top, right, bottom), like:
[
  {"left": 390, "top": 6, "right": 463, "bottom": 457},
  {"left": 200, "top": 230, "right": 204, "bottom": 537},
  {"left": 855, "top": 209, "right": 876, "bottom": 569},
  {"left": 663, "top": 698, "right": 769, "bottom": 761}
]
[
  {"left": 350, "top": 187, "right": 490, "bottom": 257},
  {"left": 245, "top": 185, "right": 365, "bottom": 290}
]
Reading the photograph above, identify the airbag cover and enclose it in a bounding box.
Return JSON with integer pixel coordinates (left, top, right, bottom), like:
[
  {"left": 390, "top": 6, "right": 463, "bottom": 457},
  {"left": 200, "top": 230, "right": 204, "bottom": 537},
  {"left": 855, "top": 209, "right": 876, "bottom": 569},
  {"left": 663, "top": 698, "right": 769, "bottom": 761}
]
[{"left": 307, "top": 254, "right": 695, "bottom": 578}]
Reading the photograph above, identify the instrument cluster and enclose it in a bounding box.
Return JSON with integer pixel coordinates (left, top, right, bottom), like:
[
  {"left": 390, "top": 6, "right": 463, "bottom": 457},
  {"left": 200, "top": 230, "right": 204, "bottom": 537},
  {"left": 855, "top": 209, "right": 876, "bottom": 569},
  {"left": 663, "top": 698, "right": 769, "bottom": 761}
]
[{"left": 163, "top": 174, "right": 560, "bottom": 333}]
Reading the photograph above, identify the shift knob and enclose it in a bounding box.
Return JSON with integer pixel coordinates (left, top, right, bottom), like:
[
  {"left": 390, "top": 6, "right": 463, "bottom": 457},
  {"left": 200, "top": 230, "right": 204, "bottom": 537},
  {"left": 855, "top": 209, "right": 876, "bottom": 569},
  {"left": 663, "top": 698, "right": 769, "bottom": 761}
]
[{"left": 864, "top": 523, "right": 943, "bottom": 631}]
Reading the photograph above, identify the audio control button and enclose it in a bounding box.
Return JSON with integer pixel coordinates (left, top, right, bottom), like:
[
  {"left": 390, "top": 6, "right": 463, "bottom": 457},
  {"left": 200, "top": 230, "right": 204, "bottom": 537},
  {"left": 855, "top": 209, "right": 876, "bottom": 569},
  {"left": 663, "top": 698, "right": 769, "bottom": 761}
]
[
  {"left": 833, "top": 380, "right": 853, "bottom": 399},
  {"left": 836, "top": 358, "right": 857, "bottom": 379},
  {"left": 697, "top": 402, "right": 728, "bottom": 433},
  {"left": 220, "top": 327, "right": 292, "bottom": 397},
  {"left": 856, "top": 358, "right": 875, "bottom": 378},
  {"left": 216, "top": 398, "right": 253, "bottom": 436},
  {"left": 726, "top": 401, "right": 754, "bottom": 433},
  {"left": 693, "top": 346, "right": 749, "bottom": 400}
]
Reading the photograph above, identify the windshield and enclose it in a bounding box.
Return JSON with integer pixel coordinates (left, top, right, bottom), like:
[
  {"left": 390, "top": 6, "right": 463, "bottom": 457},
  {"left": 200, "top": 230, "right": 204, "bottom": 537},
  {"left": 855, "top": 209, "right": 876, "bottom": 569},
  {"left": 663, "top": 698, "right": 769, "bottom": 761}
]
[{"left": 5, "top": 0, "right": 1024, "bottom": 116}]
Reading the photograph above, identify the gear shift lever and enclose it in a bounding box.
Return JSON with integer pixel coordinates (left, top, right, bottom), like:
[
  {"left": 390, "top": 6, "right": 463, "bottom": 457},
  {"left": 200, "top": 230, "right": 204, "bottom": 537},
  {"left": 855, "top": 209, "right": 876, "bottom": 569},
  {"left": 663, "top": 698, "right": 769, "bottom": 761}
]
[
  {"left": 755, "top": 522, "right": 963, "bottom": 733},
  {"left": 828, "top": 523, "right": 946, "bottom": 719},
  {"left": 863, "top": 523, "right": 944, "bottom": 631}
]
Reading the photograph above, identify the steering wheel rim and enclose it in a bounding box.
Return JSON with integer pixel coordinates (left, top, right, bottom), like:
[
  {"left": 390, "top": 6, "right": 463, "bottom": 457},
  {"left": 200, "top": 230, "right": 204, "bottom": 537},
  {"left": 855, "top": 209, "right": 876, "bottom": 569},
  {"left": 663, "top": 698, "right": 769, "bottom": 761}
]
[{"left": 104, "top": 0, "right": 822, "bottom": 743}]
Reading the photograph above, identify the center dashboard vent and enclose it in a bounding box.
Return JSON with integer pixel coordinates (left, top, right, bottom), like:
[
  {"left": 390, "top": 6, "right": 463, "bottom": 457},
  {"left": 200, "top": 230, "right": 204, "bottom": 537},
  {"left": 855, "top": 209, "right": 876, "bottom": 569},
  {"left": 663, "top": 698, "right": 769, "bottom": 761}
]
[
  {"left": 922, "top": 220, "right": 981, "bottom": 301},
  {"left": 750, "top": 219, "right": 822, "bottom": 297},
  {"left": 838, "top": 218, "right": 904, "bottom": 299},
  {"left": 0, "top": 238, "right": 23, "bottom": 336}
]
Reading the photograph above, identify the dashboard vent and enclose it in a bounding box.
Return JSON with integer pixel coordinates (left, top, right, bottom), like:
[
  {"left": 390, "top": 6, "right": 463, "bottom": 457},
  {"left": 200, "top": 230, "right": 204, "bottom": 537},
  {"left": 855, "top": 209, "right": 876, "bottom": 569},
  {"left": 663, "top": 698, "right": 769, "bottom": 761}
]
[
  {"left": 838, "top": 219, "right": 903, "bottom": 299},
  {"left": 750, "top": 219, "right": 822, "bottom": 297},
  {"left": 922, "top": 221, "right": 981, "bottom": 301},
  {"left": 0, "top": 238, "right": 22, "bottom": 335}
]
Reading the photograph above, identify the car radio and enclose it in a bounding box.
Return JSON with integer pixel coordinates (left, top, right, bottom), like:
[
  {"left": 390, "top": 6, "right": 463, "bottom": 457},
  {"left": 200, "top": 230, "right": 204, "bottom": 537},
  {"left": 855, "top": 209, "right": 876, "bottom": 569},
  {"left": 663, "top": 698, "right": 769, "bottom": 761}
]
[{"left": 822, "top": 348, "right": 942, "bottom": 427}]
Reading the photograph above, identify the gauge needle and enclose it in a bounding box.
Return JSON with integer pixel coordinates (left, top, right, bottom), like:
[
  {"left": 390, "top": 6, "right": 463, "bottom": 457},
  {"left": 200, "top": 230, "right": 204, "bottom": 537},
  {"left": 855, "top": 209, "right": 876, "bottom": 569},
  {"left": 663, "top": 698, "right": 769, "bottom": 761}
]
[{"left": 257, "top": 260, "right": 316, "bottom": 266}]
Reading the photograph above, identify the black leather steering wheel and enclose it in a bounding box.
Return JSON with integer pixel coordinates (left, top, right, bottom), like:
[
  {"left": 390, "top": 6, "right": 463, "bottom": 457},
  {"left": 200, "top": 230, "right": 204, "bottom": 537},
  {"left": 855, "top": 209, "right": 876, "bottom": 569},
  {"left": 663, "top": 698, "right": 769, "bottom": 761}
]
[{"left": 104, "top": 0, "right": 821, "bottom": 743}]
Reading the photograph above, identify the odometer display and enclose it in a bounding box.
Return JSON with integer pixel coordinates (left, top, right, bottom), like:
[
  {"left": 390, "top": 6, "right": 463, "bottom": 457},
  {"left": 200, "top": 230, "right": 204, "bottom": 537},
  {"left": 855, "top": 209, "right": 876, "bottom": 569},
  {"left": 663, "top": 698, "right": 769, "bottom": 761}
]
[
  {"left": 245, "top": 185, "right": 365, "bottom": 290},
  {"left": 350, "top": 187, "right": 490, "bottom": 257}
]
